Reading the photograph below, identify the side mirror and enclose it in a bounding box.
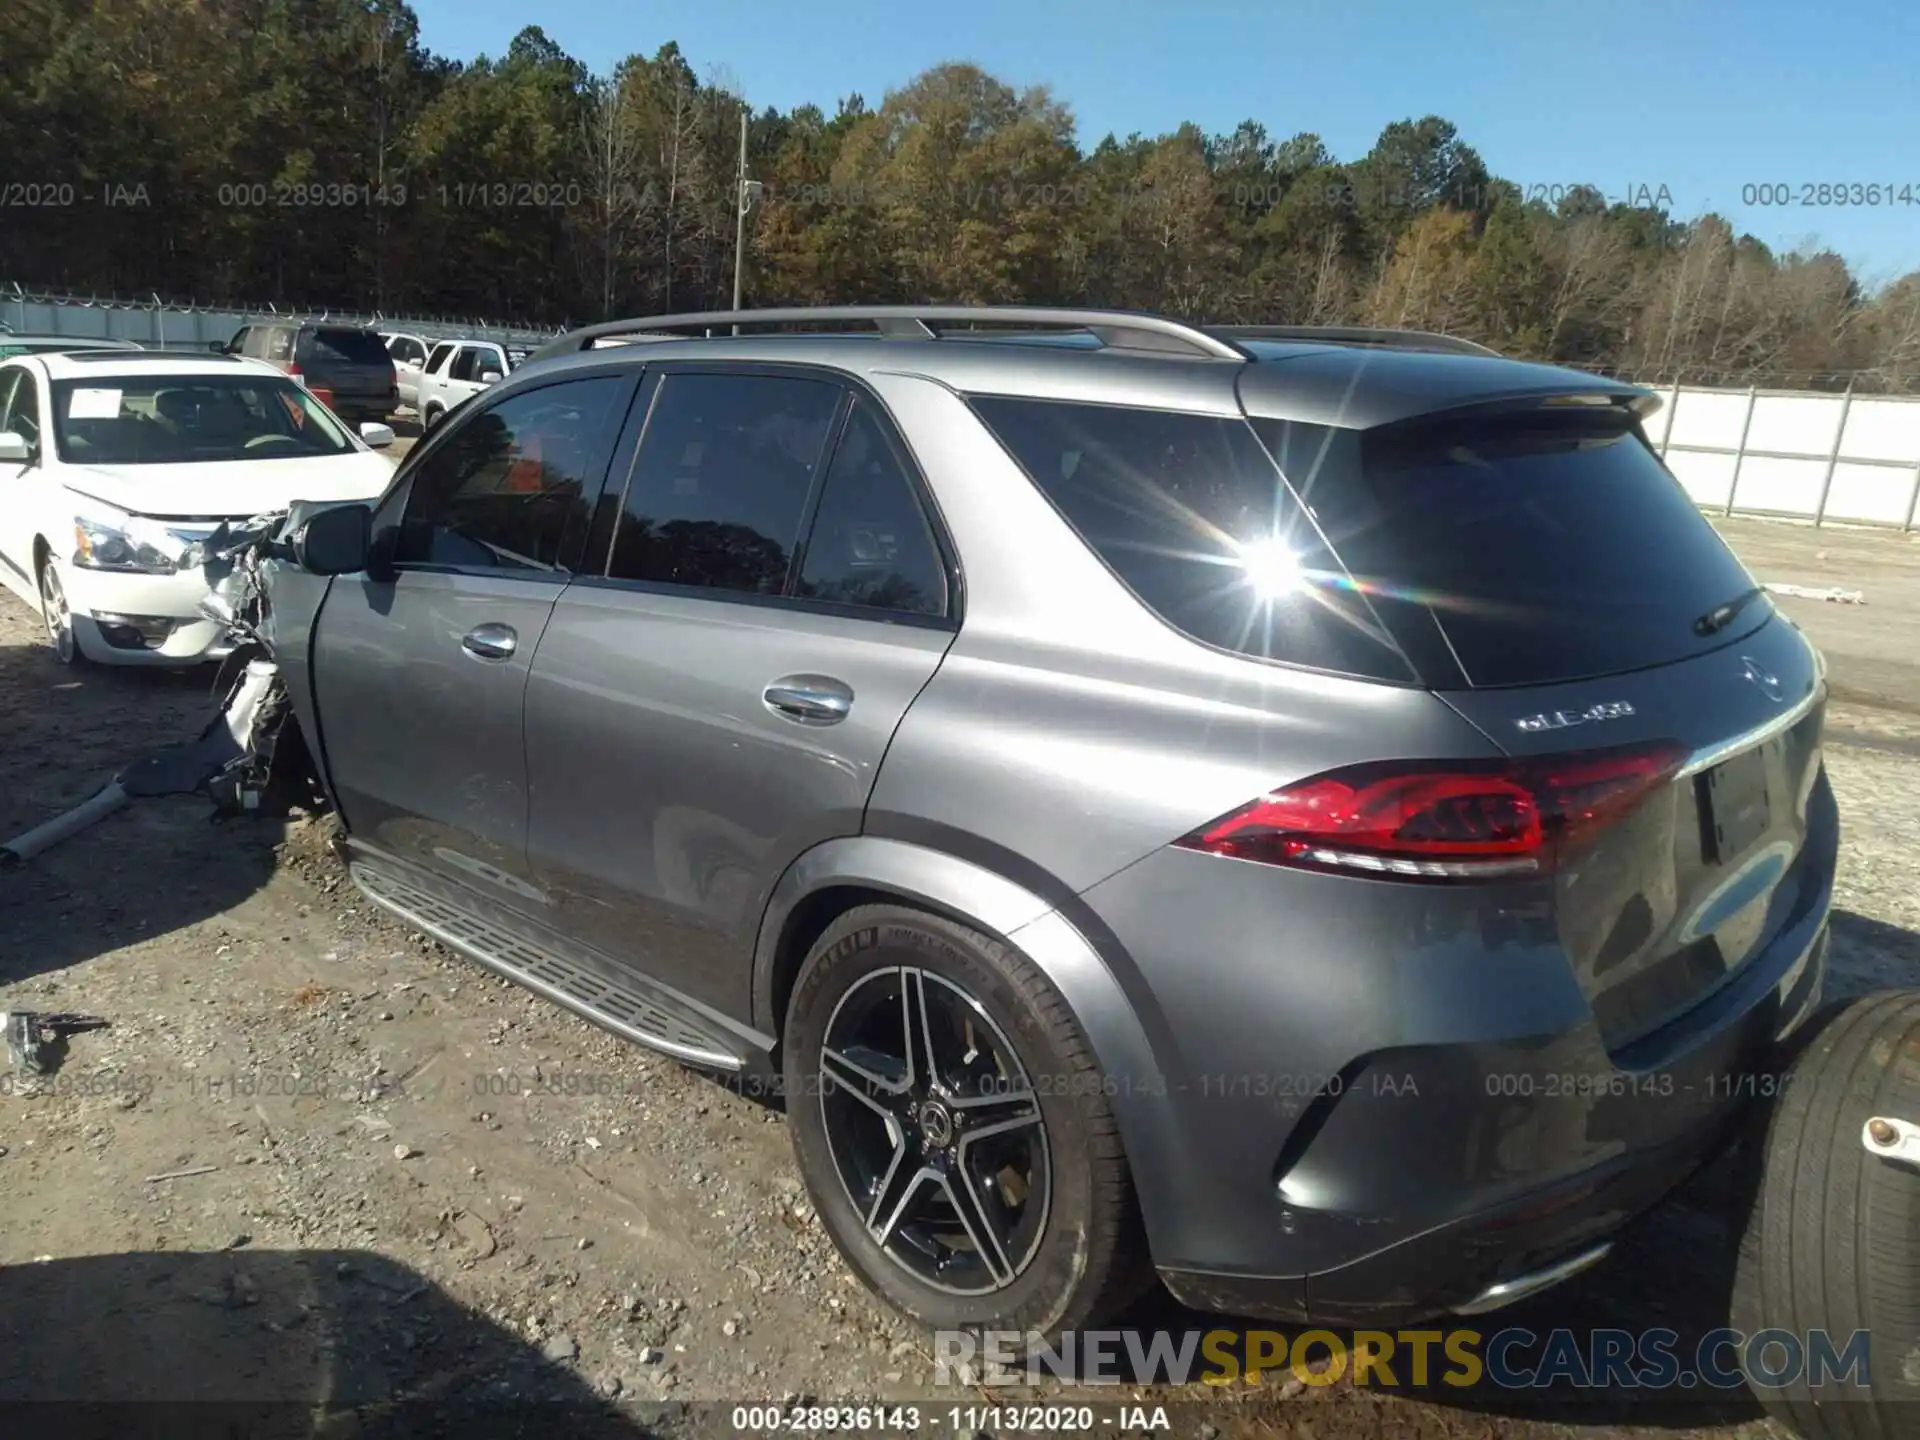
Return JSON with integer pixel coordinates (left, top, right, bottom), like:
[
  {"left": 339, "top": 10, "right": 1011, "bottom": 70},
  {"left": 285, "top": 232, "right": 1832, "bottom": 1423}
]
[
  {"left": 289, "top": 501, "right": 372, "bottom": 576},
  {"left": 209, "top": 341, "right": 230, "bottom": 353},
  {"left": 359, "top": 422, "right": 396, "bottom": 449},
  {"left": 478, "top": 370, "right": 503, "bottom": 385},
  {"left": 0, "top": 432, "right": 33, "bottom": 463}
]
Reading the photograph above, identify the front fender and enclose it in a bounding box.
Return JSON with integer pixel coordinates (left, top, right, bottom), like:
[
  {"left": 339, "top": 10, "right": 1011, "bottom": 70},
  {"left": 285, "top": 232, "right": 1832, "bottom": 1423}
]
[{"left": 751, "top": 835, "right": 1196, "bottom": 1258}]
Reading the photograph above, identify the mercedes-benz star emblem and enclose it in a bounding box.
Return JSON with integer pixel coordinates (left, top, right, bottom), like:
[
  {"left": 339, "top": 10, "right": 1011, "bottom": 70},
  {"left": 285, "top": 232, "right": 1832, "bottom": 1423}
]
[{"left": 917, "top": 1100, "right": 954, "bottom": 1148}]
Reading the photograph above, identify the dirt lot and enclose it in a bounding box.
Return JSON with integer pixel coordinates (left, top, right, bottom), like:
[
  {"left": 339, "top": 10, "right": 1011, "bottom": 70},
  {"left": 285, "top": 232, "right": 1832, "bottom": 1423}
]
[{"left": 2, "top": 518, "right": 1919, "bottom": 1438}]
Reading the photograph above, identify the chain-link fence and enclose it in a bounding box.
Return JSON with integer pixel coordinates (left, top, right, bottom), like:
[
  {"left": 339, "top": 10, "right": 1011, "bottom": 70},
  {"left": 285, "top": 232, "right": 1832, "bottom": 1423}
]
[{"left": 1, "top": 282, "right": 564, "bottom": 351}]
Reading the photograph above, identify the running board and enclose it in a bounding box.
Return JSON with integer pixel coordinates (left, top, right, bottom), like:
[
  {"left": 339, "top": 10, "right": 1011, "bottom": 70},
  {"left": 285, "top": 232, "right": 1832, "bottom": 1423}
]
[{"left": 350, "top": 858, "right": 747, "bottom": 1071}]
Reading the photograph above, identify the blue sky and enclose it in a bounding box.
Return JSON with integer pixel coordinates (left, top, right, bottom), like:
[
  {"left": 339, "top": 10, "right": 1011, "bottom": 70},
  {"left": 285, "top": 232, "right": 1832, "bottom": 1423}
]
[{"left": 408, "top": 0, "right": 1920, "bottom": 289}]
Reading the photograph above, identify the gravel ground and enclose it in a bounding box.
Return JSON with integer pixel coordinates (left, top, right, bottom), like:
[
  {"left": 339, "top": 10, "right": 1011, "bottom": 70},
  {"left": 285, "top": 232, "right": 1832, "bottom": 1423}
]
[{"left": 2, "top": 518, "right": 1919, "bottom": 1438}]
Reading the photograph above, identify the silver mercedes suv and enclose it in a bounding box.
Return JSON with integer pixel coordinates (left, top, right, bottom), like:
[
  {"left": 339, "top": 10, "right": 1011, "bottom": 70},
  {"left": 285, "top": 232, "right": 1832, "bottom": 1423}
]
[{"left": 269, "top": 306, "right": 1835, "bottom": 1340}]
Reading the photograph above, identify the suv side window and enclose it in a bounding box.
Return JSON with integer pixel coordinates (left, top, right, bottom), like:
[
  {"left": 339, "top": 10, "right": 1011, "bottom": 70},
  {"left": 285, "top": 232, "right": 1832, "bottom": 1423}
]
[
  {"left": 226, "top": 327, "right": 252, "bottom": 356},
  {"left": 973, "top": 396, "right": 1415, "bottom": 682},
  {"left": 394, "top": 377, "right": 631, "bottom": 574},
  {"left": 796, "top": 399, "right": 947, "bottom": 617},
  {"left": 425, "top": 342, "right": 454, "bottom": 374},
  {"left": 449, "top": 347, "right": 476, "bottom": 382},
  {"left": 606, "top": 371, "right": 842, "bottom": 596},
  {"left": 390, "top": 337, "right": 423, "bottom": 366},
  {"left": 263, "top": 327, "right": 293, "bottom": 363}
]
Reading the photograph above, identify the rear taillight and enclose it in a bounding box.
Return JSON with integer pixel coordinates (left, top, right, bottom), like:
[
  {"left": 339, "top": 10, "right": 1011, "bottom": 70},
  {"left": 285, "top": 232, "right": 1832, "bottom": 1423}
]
[
  {"left": 287, "top": 361, "right": 304, "bottom": 379},
  {"left": 1174, "top": 741, "right": 1685, "bottom": 882}
]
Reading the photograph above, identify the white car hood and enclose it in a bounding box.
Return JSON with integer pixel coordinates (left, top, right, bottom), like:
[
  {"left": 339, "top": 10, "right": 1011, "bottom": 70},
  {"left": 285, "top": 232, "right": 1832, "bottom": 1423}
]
[{"left": 61, "top": 452, "right": 395, "bottom": 520}]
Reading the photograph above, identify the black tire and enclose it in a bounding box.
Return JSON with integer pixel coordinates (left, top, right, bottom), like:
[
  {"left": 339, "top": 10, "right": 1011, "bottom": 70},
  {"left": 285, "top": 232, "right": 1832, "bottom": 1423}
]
[
  {"left": 422, "top": 404, "right": 443, "bottom": 431},
  {"left": 783, "top": 903, "right": 1148, "bottom": 1342},
  {"left": 1733, "top": 992, "right": 1920, "bottom": 1438}
]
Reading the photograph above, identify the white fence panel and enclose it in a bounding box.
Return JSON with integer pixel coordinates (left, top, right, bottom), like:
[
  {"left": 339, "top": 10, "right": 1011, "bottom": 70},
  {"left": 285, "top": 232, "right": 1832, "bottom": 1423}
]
[{"left": 1653, "top": 383, "right": 1920, "bottom": 530}]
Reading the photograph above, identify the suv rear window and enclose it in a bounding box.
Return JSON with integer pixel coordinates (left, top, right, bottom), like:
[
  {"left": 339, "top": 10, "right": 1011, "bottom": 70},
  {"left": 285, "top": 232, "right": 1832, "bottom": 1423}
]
[
  {"left": 306, "top": 328, "right": 392, "bottom": 365},
  {"left": 1252, "top": 406, "right": 1769, "bottom": 688},
  {"left": 970, "top": 396, "right": 1415, "bottom": 682}
]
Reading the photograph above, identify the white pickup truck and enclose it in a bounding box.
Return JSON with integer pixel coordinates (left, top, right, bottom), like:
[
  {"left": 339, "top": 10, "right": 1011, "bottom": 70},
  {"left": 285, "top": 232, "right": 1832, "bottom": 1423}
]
[{"left": 415, "top": 340, "right": 525, "bottom": 429}]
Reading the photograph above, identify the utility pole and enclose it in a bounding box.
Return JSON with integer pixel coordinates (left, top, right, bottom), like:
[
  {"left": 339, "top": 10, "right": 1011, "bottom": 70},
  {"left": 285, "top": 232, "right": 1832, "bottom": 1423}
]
[{"left": 730, "top": 108, "right": 762, "bottom": 330}]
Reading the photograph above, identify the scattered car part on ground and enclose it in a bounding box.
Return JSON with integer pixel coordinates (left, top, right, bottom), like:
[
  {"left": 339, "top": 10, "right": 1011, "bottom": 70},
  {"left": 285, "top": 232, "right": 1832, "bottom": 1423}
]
[
  {"left": 0, "top": 780, "right": 130, "bottom": 868},
  {"left": 0, "top": 509, "right": 306, "bottom": 867},
  {"left": 253, "top": 303, "right": 1838, "bottom": 1344},
  {"left": 3, "top": 1010, "right": 110, "bottom": 1075},
  {"left": 1733, "top": 992, "right": 1920, "bottom": 1439}
]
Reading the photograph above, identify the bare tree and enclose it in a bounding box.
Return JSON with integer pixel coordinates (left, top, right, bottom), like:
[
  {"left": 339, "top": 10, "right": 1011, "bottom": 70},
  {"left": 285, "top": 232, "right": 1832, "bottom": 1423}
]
[{"left": 578, "top": 69, "right": 647, "bottom": 319}]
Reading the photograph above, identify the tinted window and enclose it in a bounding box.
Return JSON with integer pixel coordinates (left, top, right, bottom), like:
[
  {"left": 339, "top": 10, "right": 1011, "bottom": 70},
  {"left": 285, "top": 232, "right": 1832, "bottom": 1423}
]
[
  {"left": 389, "top": 337, "right": 424, "bottom": 366},
  {"left": 608, "top": 372, "right": 841, "bottom": 595},
  {"left": 308, "top": 328, "right": 390, "bottom": 366},
  {"left": 972, "top": 397, "right": 1413, "bottom": 680},
  {"left": 426, "top": 343, "right": 454, "bottom": 374},
  {"left": 396, "top": 377, "right": 628, "bottom": 573},
  {"left": 450, "top": 347, "right": 481, "bottom": 382},
  {"left": 1252, "top": 410, "right": 1766, "bottom": 688},
  {"left": 796, "top": 400, "right": 946, "bottom": 617}
]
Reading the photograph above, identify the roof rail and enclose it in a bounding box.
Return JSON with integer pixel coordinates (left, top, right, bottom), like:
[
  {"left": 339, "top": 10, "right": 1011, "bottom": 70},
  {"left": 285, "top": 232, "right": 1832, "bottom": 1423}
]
[
  {"left": 525, "top": 306, "right": 1252, "bottom": 365},
  {"left": 1207, "top": 325, "right": 1501, "bottom": 358}
]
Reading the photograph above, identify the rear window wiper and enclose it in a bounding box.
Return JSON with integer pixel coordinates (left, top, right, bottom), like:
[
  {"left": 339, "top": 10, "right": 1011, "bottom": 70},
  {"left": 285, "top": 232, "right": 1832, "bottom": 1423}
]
[{"left": 1693, "top": 585, "right": 1767, "bottom": 636}]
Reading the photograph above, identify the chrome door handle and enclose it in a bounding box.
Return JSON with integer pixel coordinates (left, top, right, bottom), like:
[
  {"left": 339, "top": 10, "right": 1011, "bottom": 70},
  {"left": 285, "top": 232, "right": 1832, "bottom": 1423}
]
[
  {"left": 763, "top": 675, "right": 853, "bottom": 725},
  {"left": 461, "top": 623, "right": 517, "bottom": 660}
]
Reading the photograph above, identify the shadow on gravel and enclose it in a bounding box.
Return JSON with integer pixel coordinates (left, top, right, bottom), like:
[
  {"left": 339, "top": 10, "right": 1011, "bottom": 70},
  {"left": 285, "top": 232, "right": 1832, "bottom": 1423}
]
[
  {"left": 1831, "top": 908, "right": 1920, "bottom": 972},
  {"left": 0, "top": 1249, "right": 668, "bottom": 1437},
  {"left": 0, "top": 638, "right": 282, "bottom": 989}
]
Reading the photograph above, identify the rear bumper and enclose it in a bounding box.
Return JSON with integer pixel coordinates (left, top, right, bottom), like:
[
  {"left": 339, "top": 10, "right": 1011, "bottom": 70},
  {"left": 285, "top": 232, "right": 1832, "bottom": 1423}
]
[
  {"left": 1073, "top": 770, "right": 1836, "bottom": 1323},
  {"left": 1158, "top": 1096, "right": 1745, "bottom": 1325}
]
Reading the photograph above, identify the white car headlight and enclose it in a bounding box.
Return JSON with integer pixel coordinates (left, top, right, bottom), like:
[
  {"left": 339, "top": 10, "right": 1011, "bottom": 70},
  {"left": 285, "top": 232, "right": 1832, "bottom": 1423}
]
[{"left": 72, "top": 516, "right": 181, "bottom": 575}]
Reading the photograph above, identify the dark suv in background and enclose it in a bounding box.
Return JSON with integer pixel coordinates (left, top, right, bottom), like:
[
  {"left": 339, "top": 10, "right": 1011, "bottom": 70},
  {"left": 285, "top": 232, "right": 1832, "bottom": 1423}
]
[
  {"left": 266, "top": 306, "right": 1835, "bottom": 1343},
  {"left": 222, "top": 321, "right": 398, "bottom": 424}
]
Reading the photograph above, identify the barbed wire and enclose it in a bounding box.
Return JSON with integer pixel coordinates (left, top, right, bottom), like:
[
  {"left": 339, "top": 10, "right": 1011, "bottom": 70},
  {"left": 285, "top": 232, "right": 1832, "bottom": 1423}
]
[{"left": 2, "top": 280, "right": 566, "bottom": 341}]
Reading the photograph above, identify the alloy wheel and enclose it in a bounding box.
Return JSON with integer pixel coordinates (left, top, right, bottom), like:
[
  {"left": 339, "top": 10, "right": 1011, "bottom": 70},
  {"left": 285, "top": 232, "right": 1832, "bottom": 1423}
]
[
  {"left": 39, "top": 560, "right": 76, "bottom": 664},
  {"left": 818, "top": 966, "right": 1051, "bottom": 1296}
]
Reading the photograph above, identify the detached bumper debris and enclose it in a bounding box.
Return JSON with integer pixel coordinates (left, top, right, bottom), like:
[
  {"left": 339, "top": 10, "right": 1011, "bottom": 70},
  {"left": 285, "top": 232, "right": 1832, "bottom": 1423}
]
[
  {"left": 1765, "top": 581, "right": 1866, "bottom": 604},
  {"left": 0, "top": 510, "right": 303, "bottom": 869},
  {"left": 4, "top": 1011, "right": 110, "bottom": 1076}
]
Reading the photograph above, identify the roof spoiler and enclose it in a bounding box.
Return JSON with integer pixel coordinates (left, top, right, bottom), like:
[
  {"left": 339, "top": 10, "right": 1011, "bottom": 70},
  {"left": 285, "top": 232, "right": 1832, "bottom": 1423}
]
[{"left": 1205, "top": 325, "right": 1502, "bottom": 358}]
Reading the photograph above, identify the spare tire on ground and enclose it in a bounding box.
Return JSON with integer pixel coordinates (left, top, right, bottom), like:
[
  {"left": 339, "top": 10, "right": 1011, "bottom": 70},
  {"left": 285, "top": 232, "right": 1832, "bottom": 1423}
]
[{"left": 1734, "top": 991, "right": 1920, "bottom": 1439}]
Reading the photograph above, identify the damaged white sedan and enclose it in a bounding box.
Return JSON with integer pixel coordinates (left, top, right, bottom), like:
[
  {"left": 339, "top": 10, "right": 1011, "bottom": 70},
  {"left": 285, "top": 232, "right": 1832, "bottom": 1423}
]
[{"left": 0, "top": 349, "right": 396, "bottom": 665}]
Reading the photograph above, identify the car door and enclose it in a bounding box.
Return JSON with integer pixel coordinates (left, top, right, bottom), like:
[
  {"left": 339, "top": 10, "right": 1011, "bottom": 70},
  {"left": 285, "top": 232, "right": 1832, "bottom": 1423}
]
[
  {"left": 309, "top": 368, "right": 642, "bottom": 907},
  {"left": 391, "top": 337, "right": 426, "bottom": 405},
  {"left": 0, "top": 365, "right": 44, "bottom": 598},
  {"left": 419, "top": 343, "right": 454, "bottom": 413},
  {"left": 523, "top": 367, "right": 962, "bottom": 1017},
  {"left": 447, "top": 345, "right": 487, "bottom": 408}
]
